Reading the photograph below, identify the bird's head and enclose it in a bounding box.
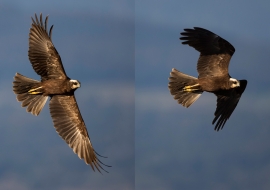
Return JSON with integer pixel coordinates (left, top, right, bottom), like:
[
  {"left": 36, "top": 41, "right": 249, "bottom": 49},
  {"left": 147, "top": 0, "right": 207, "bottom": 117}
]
[
  {"left": 229, "top": 78, "right": 240, "bottom": 88},
  {"left": 70, "top": 79, "right": 81, "bottom": 90}
]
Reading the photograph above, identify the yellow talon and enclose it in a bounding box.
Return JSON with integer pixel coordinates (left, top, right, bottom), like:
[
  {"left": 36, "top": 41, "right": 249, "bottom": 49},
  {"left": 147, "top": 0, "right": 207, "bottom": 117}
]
[
  {"left": 28, "top": 86, "right": 42, "bottom": 94},
  {"left": 183, "top": 84, "right": 200, "bottom": 92},
  {"left": 183, "top": 88, "right": 194, "bottom": 92},
  {"left": 28, "top": 91, "right": 42, "bottom": 94}
]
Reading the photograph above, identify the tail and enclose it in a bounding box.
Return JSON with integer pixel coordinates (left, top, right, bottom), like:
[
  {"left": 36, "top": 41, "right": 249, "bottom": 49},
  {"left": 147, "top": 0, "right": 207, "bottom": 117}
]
[
  {"left": 13, "top": 73, "right": 48, "bottom": 116},
  {"left": 168, "top": 68, "right": 203, "bottom": 108}
]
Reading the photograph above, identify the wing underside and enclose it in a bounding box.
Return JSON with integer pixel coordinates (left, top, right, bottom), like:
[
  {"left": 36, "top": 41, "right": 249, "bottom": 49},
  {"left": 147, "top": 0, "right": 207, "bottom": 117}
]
[
  {"left": 49, "top": 95, "right": 107, "bottom": 172},
  {"left": 29, "top": 13, "right": 67, "bottom": 81}
]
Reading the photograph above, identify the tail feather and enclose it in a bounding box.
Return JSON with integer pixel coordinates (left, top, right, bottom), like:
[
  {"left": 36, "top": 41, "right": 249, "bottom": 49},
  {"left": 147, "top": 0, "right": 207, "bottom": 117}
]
[
  {"left": 13, "top": 73, "right": 48, "bottom": 116},
  {"left": 168, "top": 68, "right": 203, "bottom": 108}
]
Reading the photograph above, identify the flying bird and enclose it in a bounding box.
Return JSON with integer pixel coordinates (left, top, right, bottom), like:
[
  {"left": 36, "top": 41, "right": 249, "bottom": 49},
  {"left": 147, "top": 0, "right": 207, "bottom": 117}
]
[
  {"left": 13, "top": 13, "right": 109, "bottom": 172},
  {"left": 168, "top": 27, "right": 247, "bottom": 131}
]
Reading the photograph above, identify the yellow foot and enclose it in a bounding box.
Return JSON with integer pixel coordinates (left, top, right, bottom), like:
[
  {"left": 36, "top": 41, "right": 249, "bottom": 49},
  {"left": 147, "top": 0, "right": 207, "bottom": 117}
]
[
  {"left": 183, "top": 84, "right": 200, "bottom": 92},
  {"left": 28, "top": 87, "right": 42, "bottom": 94}
]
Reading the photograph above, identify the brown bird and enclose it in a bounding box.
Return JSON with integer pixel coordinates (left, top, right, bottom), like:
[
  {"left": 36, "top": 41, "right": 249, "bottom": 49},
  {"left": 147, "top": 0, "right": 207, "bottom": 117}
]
[
  {"left": 168, "top": 27, "right": 247, "bottom": 131},
  {"left": 13, "top": 13, "right": 109, "bottom": 172}
]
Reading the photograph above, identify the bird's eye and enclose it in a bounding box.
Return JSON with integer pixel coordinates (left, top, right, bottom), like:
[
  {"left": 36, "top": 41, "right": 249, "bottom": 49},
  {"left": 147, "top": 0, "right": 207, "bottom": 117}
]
[
  {"left": 74, "top": 82, "right": 77, "bottom": 85},
  {"left": 233, "top": 81, "right": 237, "bottom": 84}
]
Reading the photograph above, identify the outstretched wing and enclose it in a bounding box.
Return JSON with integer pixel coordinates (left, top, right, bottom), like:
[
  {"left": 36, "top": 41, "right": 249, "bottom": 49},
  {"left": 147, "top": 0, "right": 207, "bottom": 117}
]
[
  {"left": 29, "top": 13, "right": 67, "bottom": 81},
  {"left": 212, "top": 80, "right": 247, "bottom": 131},
  {"left": 49, "top": 94, "right": 108, "bottom": 172},
  {"left": 180, "top": 27, "right": 235, "bottom": 78}
]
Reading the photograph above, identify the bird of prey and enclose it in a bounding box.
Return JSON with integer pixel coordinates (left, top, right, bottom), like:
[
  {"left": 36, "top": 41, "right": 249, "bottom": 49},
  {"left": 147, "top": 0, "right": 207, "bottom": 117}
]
[
  {"left": 13, "top": 13, "right": 109, "bottom": 172},
  {"left": 168, "top": 27, "right": 247, "bottom": 131}
]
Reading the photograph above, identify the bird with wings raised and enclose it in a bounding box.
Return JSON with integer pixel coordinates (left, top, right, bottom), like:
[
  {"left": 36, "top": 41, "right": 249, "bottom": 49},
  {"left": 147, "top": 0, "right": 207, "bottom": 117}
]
[
  {"left": 13, "top": 14, "right": 109, "bottom": 172},
  {"left": 168, "top": 27, "right": 247, "bottom": 131}
]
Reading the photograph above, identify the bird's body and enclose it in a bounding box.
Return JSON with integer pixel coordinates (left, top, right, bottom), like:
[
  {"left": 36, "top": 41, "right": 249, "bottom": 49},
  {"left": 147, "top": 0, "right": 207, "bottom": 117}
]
[
  {"left": 28, "top": 78, "right": 79, "bottom": 95},
  {"left": 198, "top": 76, "right": 235, "bottom": 92},
  {"left": 13, "top": 13, "right": 108, "bottom": 172},
  {"left": 169, "top": 27, "right": 247, "bottom": 131}
]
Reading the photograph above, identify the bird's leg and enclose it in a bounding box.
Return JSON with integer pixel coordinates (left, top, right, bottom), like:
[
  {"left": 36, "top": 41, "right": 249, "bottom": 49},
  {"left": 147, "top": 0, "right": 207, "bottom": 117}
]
[
  {"left": 183, "top": 84, "right": 200, "bottom": 92},
  {"left": 28, "top": 86, "right": 43, "bottom": 94}
]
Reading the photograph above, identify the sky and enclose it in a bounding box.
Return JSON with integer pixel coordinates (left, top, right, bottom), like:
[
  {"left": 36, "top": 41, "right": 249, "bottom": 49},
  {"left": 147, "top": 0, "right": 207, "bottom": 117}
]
[
  {"left": 136, "top": 0, "right": 270, "bottom": 190},
  {"left": 1, "top": 0, "right": 270, "bottom": 190},
  {"left": 0, "top": 1, "right": 134, "bottom": 190}
]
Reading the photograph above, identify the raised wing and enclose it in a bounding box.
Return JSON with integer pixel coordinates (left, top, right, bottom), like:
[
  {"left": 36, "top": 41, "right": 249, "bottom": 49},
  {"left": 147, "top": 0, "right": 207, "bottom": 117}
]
[
  {"left": 212, "top": 80, "right": 247, "bottom": 131},
  {"left": 29, "top": 13, "right": 67, "bottom": 81},
  {"left": 49, "top": 95, "right": 108, "bottom": 172},
  {"left": 180, "top": 27, "right": 235, "bottom": 78}
]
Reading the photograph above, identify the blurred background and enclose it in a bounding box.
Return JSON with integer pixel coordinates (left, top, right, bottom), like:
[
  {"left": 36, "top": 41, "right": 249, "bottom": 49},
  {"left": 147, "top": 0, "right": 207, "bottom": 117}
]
[
  {"left": 0, "top": 1, "right": 134, "bottom": 190},
  {"left": 136, "top": 0, "right": 270, "bottom": 189},
  {"left": 2, "top": 0, "right": 270, "bottom": 190}
]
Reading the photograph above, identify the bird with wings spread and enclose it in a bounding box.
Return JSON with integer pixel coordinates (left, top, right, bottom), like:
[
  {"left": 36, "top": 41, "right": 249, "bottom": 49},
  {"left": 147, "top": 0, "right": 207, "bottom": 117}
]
[
  {"left": 13, "top": 14, "right": 109, "bottom": 172},
  {"left": 168, "top": 27, "right": 247, "bottom": 131}
]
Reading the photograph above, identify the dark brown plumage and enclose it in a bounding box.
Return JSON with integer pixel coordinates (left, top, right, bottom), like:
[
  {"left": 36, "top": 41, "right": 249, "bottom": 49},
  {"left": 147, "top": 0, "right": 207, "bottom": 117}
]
[
  {"left": 13, "top": 13, "right": 109, "bottom": 172},
  {"left": 168, "top": 27, "right": 247, "bottom": 131}
]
